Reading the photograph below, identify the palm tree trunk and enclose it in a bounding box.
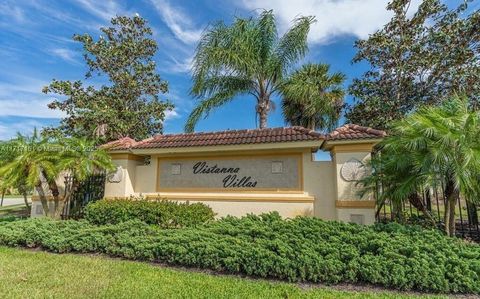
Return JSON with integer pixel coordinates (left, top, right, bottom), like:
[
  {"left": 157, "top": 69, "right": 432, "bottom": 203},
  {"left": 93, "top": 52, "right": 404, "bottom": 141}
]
[
  {"left": 18, "top": 185, "right": 30, "bottom": 209},
  {"left": 448, "top": 195, "right": 456, "bottom": 237},
  {"left": 392, "top": 199, "right": 404, "bottom": 222},
  {"left": 443, "top": 179, "right": 457, "bottom": 236},
  {"left": 259, "top": 107, "right": 268, "bottom": 129},
  {"left": 408, "top": 193, "right": 436, "bottom": 227},
  {"left": 35, "top": 183, "right": 50, "bottom": 217},
  {"left": 0, "top": 189, "right": 5, "bottom": 207},
  {"left": 256, "top": 94, "right": 269, "bottom": 129},
  {"left": 22, "top": 192, "right": 30, "bottom": 209},
  {"left": 55, "top": 181, "right": 78, "bottom": 219},
  {"left": 42, "top": 170, "right": 60, "bottom": 213},
  {"left": 54, "top": 198, "right": 67, "bottom": 220}
]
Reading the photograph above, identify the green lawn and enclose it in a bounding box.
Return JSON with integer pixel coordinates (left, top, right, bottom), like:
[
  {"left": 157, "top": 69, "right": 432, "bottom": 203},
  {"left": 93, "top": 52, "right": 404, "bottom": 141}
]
[
  {"left": 0, "top": 205, "right": 29, "bottom": 219},
  {"left": 1, "top": 194, "right": 26, "bottom": 198},
  {"left": 0, "top": 247, "right": 445, "bottom": 299}
]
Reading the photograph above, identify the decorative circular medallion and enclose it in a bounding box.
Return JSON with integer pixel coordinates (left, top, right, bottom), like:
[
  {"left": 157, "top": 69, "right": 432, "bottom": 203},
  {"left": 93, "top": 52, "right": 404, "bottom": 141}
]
[
  {"left": 340, "top": 158, "right": 366, "bottom": 182},
  {"left": 107, "top": 166, "right": 123, "bottom": 183}
]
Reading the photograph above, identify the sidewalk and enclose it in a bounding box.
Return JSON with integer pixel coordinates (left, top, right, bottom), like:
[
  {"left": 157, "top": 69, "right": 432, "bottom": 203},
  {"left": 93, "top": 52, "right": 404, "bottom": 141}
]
[{"left": 0, "top": 197, "right": 31, "bottom": 207}]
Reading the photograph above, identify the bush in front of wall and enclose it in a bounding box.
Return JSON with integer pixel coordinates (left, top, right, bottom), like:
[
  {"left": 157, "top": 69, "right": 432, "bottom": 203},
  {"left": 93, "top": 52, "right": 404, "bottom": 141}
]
[
  {"left": 84, "top": 198, "right": 215, "bottom": 228},
  {"left": 0, "top": 213, "right": 479, "bottom": 294}
]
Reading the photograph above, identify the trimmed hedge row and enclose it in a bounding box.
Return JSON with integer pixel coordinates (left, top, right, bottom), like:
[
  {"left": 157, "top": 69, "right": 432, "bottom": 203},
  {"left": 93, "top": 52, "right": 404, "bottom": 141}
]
[
  {"left": 84, "top": 198, "right": 215, "bottom": 228},
  {"left": 0, "top": 213, "right": 479, "bottom": 294}
]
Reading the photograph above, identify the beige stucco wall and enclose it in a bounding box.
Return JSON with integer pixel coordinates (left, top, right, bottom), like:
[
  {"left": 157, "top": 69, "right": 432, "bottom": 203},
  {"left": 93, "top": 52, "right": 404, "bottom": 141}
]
[
  {"left": 134, "top": 158, "right": 157, "bottom": 194},
  {"left": 181, "top": 200, "right": 313, "bottom": 218},
  {"left": 104, "top": 144, "right": 377, "bottom": 224},
  {"left": 105, "top": 158, "right": 141, "bottom": 197},
  {"left": 331, "top": 144, "right": 375, "bottom": 224},
  {"left": 337, "top": 208, "right": 375, "bottom": 225},
  {"left": 302, "top": 152, "right": 336, "bottom": 220},
  {"left": 333, "top": 151, "right": 370, "bottom": 201}
]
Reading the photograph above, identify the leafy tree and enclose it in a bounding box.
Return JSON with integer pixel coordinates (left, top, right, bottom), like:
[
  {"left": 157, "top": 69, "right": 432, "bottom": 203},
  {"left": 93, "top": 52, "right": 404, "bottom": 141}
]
[
  {"left": 280, "top": 63, "right": 345, "bottom": 131},
  {"left": 43, "top": 15, "right": 173, "bottom": 143},
  {"left": 360, "top": 95, "right": 480, "bottom": 236},
  {"left": 346, "top": 0, "right": 479, "bottom": 130},
  {"left": 185, "top": 10, "right": 315, "bottom": 132}
]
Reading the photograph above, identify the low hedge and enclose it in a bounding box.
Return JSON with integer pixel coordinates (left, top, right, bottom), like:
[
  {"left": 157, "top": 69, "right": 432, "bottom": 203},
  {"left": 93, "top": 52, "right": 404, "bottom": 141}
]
[
  {"left": 0, "top": 213, "right": 479, "bottom": 294},
  {"left": 84, "top": 198, "right": 215, "bottom": 228},
  {"left": 0, "top": 215, "right": 18, "bottom": 222}
]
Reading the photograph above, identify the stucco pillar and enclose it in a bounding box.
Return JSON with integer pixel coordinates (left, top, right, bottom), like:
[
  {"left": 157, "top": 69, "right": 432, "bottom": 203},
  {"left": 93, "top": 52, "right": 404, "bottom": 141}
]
[
  {"left": 330, "top": 143, "right": 376, "bottom": 225},
  {"left": 104, "top": 154, "right": 144, "bottom": 198}
]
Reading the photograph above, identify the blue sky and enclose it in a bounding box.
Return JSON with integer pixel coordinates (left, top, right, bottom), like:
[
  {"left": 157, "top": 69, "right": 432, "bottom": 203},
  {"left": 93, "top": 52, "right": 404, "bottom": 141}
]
[{"left": 0, "top": 0, "right": 473, "bottom": 141}]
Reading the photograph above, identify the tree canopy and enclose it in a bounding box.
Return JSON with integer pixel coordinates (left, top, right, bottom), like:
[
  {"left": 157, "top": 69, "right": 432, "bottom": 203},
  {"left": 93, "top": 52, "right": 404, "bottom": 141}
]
[
  {"left": 43, "top": 15, "right": 173, "bottom": 143},
  {"left": 280, "top": 63, "right": 345, "bottom": 131},
  {"left": 360, "top": 95, "right": 480, "bottom": 236},
  {"left": 185, "top": 10, "right": 315, "bottom": 132},
  {"left": 346, "top": 0, "right": 479, "bottom": 130}
]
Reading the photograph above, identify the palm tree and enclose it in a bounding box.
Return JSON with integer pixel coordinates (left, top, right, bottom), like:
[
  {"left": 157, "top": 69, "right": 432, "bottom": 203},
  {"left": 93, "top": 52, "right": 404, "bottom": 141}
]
[
  {"left": 280, "top": 63, "right": 345, "bottom": 131},
  {"left": 360, "top": 95, "right": 480, "bottom": 236},
  {"left": 0, "top": 131, "right": 59, "bottom": 215},
  {"left": 185, "top": 10, "right": 315, "bottom": 132},
  {"left": 56, "top": 137, "right": 114, "bottom": 219},
  {"left": 0, "top": 132, "right": 114, "bottom": 218}
]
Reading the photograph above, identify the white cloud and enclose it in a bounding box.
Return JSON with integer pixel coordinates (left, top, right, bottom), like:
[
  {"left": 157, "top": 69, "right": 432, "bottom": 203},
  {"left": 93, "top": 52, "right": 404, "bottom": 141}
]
[
  {"left": 165, "top": 55, "right": 194, "bottom": 74},
  {"left": 74, "top": 0, "right": 125, "bottom": 22},
  {"left": 165, "top": 108, "right": 180, "bottom": 121},
  {"left": 149, "top": 0, "right": 203, "bottom": 44},
  {"left": 0, "top": 76, "right": 65, "bottom": 119},
  {"left": 0, "top": 76, "right": 46, "bottom": 97},
  {"left": 0, "top": 119, "right": 50, "bottom": 141},
  {"left": 0, "top": 98, "right": 64, "bottom": 119},
  {"left": 0, "top": 3, "right": 26, "bottom": 24},
  {"left": 242, "top": 0, "right": 421, "bottom": 44},
  {"left": 50, "top": 48, "right": 78, "bottom": 64}
]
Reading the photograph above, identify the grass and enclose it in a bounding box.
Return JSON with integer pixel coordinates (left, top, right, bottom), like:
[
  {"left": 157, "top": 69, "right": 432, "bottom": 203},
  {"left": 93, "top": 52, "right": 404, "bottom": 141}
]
[
  {"left": 1, "top": 194, "right": 28, "bottom": 199},
  {"left": 379, "top": 202, "right": 469, "bottom": 219},
  {"left": 0, "top": 247, "right": 446, "bottom": 299},
  {"left": 0, "top": 205, "right": 29, "bottom": 219}
]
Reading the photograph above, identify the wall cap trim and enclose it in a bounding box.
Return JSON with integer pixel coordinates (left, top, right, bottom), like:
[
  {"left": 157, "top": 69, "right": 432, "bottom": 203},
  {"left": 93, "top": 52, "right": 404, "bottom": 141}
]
[
  {"left": 335, "top": 200, "right": 375, "bottom": 208},
  {"left": 31, "top": 195, "right": 65, "bottom": 202},
  {"left": 103, "top": 193, "right": 315, "bottom": 203}
]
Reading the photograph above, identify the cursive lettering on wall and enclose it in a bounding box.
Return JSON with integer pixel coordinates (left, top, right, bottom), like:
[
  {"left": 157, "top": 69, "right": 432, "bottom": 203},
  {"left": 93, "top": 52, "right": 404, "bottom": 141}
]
[
  {"left": 222, "top": 175, "right": 257, "bottom": 188},
  {"left": 192, "top": 161, "right": 258, "bottom": 188},
  {"left": 193, "top": 161, "right": 240, "bottom": 174}
]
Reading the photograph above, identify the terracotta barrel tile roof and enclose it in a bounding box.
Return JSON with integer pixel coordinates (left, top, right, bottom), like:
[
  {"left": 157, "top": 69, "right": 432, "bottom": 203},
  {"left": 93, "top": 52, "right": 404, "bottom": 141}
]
[
  {"left": 326, "top": 124, "right": 386, "bottom": 141},
  {"left": 103, "top": 125, "right": 386, "bottom": 151},
  {"left": 132, "top": 126, "right": 323, "bottom": 150},
  {"left": 100, "top": 137, "right": 138, "bottom": 150}
]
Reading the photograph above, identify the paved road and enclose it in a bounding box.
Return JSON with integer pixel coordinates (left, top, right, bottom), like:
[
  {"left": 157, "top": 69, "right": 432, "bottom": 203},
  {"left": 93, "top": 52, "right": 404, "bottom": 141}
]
[{"left": 0, "top": 197, "right": 31, "bottom": 207}]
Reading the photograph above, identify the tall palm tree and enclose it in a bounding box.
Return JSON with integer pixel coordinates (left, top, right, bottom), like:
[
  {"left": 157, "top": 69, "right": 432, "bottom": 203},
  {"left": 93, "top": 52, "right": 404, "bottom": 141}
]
[
  {"left": 185, "top": 10, "right": 315, "bottom": 132},
  {"left": 56, "top": 137, "right": 114, "bottom": 219},
  {"left": 280, "top": 63, "right": 345, "bottom": 131},
  {"left": 360, "top": 95, "right": 480, "bottom": 236}
]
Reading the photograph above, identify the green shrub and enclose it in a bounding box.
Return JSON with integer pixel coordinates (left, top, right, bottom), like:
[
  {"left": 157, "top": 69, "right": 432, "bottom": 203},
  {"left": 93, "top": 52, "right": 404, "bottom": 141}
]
[
  {"left": 84, "top": 198, "right": 215, "bottom": 228},
  {"left": 0, "top": 215, "right": 18, "bottom": 222},
  {"left": 0, "top": 213, "right": 479, "bottom": 294}
]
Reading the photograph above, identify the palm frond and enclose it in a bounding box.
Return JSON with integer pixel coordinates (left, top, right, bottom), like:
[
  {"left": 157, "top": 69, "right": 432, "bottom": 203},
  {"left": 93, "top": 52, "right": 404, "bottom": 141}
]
[
  {"left": 184, "top": 90, "right": 237, "bottom": 133},
  {"left": 280, "top": 63, "right": 345, "bottom": 131},
  {"left": 274, "top": 16, "right": 315, "bottom": 73}
]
